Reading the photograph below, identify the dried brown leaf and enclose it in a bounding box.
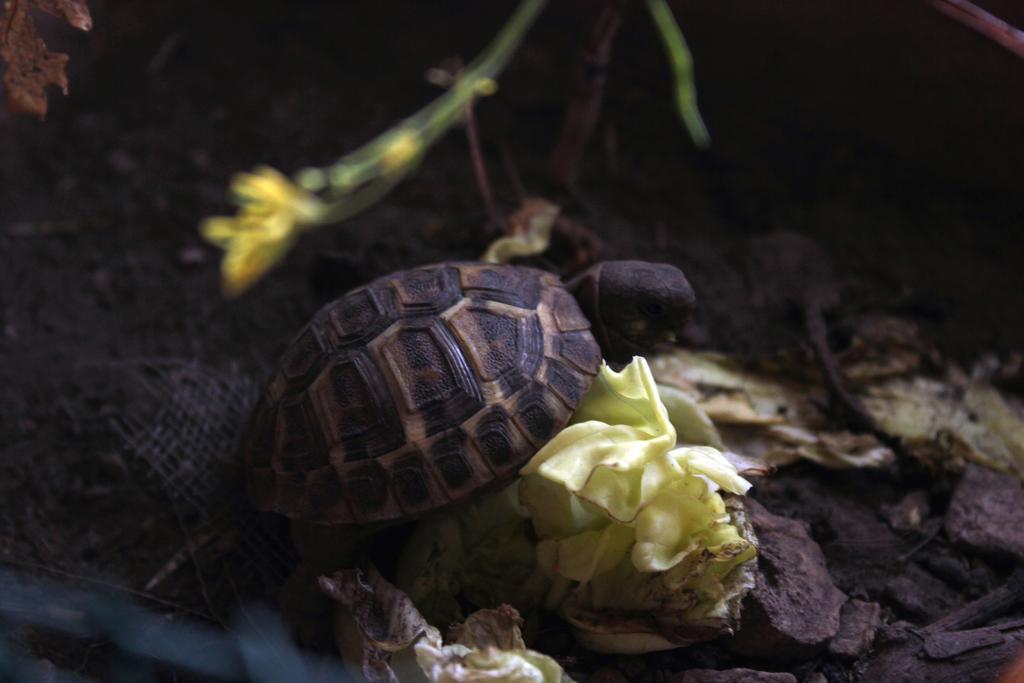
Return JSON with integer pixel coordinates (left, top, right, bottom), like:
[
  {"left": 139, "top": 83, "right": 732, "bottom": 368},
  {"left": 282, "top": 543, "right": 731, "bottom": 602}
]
[
  {"left": 320, "top": 566, "right": 436, "bottom": 683},
  {"left": 0, "top": 0, "right": 92, "bottom": 118},
  {"left": 32, "top": 0, "right": 90, "bottom": 29},
  {"left": 447, "top": 604, "right": 527, "bottom": 651}
]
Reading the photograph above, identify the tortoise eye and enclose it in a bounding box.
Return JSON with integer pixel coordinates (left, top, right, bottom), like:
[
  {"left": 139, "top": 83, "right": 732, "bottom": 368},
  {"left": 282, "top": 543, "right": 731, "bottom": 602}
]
[{"left": 639, "top": 301, "right": 665, "bottom": 317}]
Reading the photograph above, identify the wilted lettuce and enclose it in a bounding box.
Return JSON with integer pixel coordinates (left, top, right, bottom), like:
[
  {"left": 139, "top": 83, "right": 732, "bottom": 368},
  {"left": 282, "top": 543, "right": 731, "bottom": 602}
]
[
  {"left": 415, "top": 606, "right": 572, "bottom": 683},
  {"left": 398, "top": 484, "right": 548, "bottom": 629},
  {"left": 519, "top": 358, "right": 755, "bottom": 652},
  {"left": 323, "top": 568, "right": 572, "bottom": 683},
  {"left": 399, "top": 357, "right": 757, "bottom": 654}
]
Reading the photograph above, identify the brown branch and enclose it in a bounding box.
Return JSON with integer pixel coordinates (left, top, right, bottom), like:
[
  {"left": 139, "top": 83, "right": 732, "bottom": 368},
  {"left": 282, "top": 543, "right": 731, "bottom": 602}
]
[
  {"left": 926, "top": 568, "right": 1024, "bottom": 634},
  {"left": 803, "top": 295, "right": 879, "bottom": 434},
  {"left": 498, "top": 138, "right": 527, "bottom": 204},
  {"left": 434, "top": 57, "right": 504, "bottom": 232},
  {"left": 462, "top": 87, "right": 504, "bottom": 233},
  {"left": 546, "top": 0, "right": 630, "bottom": 188},
  {"left": 930, "top": 0, "right": 1024, "bottom": 59}
]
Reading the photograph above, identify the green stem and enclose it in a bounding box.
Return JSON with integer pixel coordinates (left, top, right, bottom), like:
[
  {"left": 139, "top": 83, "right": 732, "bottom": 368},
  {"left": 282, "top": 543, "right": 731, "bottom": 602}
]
[
  {"left": 646, "top": 0, "right": 711, "bottom": 149},
  {"left": 318, "top": 0, "right": 549, "bottom": 197}
]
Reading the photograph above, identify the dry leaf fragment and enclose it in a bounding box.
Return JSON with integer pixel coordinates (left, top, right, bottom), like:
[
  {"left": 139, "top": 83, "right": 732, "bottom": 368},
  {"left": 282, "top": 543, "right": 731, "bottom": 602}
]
[
  {"left": 862, "top": 376, "right": 1024, "bottom": 476},
  {"left": 481, "top": 198, "right": 560, "bottom": 264},
  {"left": 321, "top": 566, "right": 573, "bottom": 683},
  {"left": 651, "top": 349, "right": 895, "bottom": 470},
  {"left": 32, "top": 0, "right": 90, "bottom": 29},
  {"left": 0, "top": 0, "right": 92, "bottom": 117},
  {"left": 320, "top": 566, "right": 436, "bottom": 683},
  {"left": 416, "top": 606, "right": 574, "bottom": 682}
]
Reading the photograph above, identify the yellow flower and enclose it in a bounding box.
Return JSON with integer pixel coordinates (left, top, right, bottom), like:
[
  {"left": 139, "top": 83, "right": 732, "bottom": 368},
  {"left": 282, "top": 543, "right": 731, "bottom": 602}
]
[{"left": 200, "top": 167, "right": 322, "bottom": 297}]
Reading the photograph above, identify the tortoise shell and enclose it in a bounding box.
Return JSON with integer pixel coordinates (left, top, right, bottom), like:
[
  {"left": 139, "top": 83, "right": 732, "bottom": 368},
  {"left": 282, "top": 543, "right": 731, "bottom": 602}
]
[{"left": 243, "top": 262, "right": 601, "bottom": 525}]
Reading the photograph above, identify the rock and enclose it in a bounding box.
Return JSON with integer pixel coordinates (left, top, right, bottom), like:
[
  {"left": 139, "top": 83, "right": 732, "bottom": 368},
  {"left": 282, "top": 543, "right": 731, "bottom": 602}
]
[
  {"left": 729, "top": 500, "right": 846, "bottom": 661},
  {"left": 920, "top": 548, "right": 998, "bottom": 598},
  {"left": 945, "top": 464, "right": 1024, "bottom": 563},
  {"left": 884, "top": 563, "right": 962, "bottom": 622},
  {"left": 751, "top": 473, "right": 912, "bottom": 596},
  {"left": 828, "top": 599, "right": 881, "bottom": 659},
  {"left": 676, "top": 669, "right": 797, "bottom": 683},
  {"left": 803, "top": 675, "right": 827, "bottom": 683}
]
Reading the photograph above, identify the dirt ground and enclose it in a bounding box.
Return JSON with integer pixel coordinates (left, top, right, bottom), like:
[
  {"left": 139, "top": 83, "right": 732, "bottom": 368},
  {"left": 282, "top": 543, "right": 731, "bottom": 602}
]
[{"left": 2, "top": 1, "right": 1023, "bottom": 680}]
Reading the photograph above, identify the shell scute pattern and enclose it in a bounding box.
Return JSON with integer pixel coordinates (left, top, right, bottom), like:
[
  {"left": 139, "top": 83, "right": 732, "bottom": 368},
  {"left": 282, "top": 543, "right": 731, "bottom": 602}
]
[
  {"left": 391, "top": 265, "right": 462, "bottom": 313},
  {"left": 308, "top": 352, "right": 406, "bottom": 461},
  {"left": 557, "top": 330, "right": 602, "bottom": 375},
  {"left": 245, "top": 262, "right": 600, "bottom": 524},
  {"left": 324, "top": 284, "right": 397, "bottom": 347},
  {"left": 469, "top": 406, "right": 524, "bottom": 475},
  {"left": 277, "top": 399, "right": 327, "bottom": 472},
  {"left": 341, "top": 460, "right": 395, "bottom": 522},
  {"left": 377, "top": 320, "right": 485, "bottom": 439},
  {"left": 390, "top": 452, "right": 433, "bottom": 509},
  {"left": 511, "top": 383, "right": 563, "bottom": 447},
  {"left": 457, "top": 263, "right": 543, "bottom": 309},
  {"left": 544, "top": 357, "right": 589, "bottom": 408},
  {"left": 446, "top": 302, "right": 543, "bottom": 400}
]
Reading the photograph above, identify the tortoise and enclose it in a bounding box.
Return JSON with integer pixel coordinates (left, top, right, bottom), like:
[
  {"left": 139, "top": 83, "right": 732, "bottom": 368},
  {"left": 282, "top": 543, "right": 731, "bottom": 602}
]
[{"left": 241, "top": 260, "right": 696, "bottom": 533}]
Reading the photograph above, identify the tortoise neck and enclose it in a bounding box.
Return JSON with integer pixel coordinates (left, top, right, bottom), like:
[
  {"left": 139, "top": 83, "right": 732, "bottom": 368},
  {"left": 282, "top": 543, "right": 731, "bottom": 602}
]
[{"left": 567, "top": 263, "right": 611, "bottom": 354}]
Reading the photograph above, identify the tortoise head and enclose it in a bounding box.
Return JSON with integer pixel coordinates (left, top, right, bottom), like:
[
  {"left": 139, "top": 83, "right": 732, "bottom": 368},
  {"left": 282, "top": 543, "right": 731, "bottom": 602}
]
[{"left": 569, "top": 260, "right": 696, "bottom": 362}]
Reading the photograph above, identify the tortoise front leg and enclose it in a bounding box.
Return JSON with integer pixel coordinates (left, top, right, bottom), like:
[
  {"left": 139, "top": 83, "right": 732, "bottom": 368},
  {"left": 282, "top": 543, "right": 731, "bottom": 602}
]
[{"left": 281, "top": 521, "right": 358, "bottom": 647}]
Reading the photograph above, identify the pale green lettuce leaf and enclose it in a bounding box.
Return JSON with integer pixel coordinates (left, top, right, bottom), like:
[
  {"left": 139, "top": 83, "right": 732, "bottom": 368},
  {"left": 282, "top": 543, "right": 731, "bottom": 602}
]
[
  {"left": 657, "top": 383, "right": 723, "bottom": 448},
  {"left": 559, "top": 498, "right": 757, "bottom": 654},
  {"left": 397, "top": 484, "right": 550, "bottom": 629},
  {"left": 521, "top": 358, "right": 679, "bottom": 527},
  {"left": 518, "top": 358, "right": 756, "bottom": 653},
  {"left": 397, "top": 357, "right": 757, "bottom": 656}
]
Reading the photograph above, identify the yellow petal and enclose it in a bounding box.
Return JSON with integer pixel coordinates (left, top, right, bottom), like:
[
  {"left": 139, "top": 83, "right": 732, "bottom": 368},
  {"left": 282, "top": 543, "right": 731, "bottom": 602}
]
[
  {"left": 221, "top": 233, "right": 293, "bottom": 298},
  {"left": 231, "top": 166, "right": 294, "bottom": 205},
  {"left": 199, "top": 216, "right": 248, "bottom": 247}
]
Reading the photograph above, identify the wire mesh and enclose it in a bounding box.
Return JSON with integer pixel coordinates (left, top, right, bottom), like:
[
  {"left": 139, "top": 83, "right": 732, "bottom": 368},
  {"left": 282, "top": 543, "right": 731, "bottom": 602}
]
[{"left": 108, "top": 359, "right": 294, "bottom": 586}]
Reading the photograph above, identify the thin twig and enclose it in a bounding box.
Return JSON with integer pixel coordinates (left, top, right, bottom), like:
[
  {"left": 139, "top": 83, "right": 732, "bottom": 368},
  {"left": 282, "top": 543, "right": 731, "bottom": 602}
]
[
  {"left": 431, "top": 58, "right": 504, "bottom": 232},
  {"left": 803, "top": 295, "right": 879, "bottom": 434},
  {"left": 547, "top": 0, "right": 630, "bottom": 187},
  {"left": 143, "top": 524, "right": 221, "bottom": 594},
  {"left": 896, "top": 518, "right": 944, "bottom": 562},
  {"left": 498, "top": 138, "right": 528, "bottom": 203},
  {"left": 930, "top": 0, "right": 1024, "bottom": 59},
  {"left": 463, "top": 87, "right": 504, "bottom": 232},
  {"left": 170, "top": 501, "right": 220, "bottom": 623}
]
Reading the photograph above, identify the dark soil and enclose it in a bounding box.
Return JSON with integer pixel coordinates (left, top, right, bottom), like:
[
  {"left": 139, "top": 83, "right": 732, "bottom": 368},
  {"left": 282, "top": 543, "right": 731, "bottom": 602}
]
[{"left": 2, "top": 1, "right": 1023, "bottom": 681}]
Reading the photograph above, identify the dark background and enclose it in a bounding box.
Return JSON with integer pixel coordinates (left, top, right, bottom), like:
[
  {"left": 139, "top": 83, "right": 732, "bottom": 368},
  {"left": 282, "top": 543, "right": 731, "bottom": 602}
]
[{"left": 1, "top": 0, "right": 1023, "bottom": 677}]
